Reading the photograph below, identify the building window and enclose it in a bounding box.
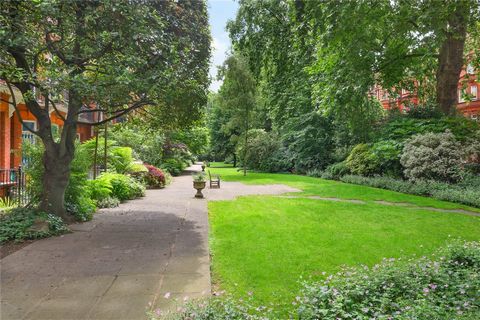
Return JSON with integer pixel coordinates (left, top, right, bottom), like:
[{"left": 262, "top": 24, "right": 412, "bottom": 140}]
[
  {"left": 471, "top": 85, "right": 478, "bottom": 100},
  {"left": 458, "top": 89, "right": 465, "bottom": 103},
  {"left": 466, "top": 64, "right": 475, "bottom": 75}
]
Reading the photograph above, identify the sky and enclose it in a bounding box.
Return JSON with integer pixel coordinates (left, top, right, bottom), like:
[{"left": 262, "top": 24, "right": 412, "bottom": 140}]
[{"left": 207, "top": 0, "right": 239, "bottom": 92}]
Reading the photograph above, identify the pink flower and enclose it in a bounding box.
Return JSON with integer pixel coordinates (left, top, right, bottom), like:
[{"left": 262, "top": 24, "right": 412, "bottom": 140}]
[{"left": 164, "top": 292, "right": 171, "bottom": 299}]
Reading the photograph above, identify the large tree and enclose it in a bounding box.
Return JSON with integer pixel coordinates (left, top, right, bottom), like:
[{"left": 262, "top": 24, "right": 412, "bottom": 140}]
[
  {"left": 216, "top": 54, "right": 258, "bottom": 175},
  {"left": 304, "top": 0, "right": 479, "bottom": 115},
  {"left": 0, "top": 0, "right": 210, "bottom": 220}
]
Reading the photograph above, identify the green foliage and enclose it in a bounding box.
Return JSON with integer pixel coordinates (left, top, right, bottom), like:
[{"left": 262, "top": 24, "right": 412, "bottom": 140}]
[
  {"left": 298, "top": 241, "right": 480, "bottom": 319},
  {"left": 96, "top": 197, "right": 120, "bottom": 209},
  {"left": 401, "top": 131, "right": 464, "bottom": 183},
  {"left": 97, "top": 173, "right": 145, "bottom": 201},
  {"left": 236, "top": 129, "right": 290, "bottom": 173},
  {"left": 284, "top": 112, "right": 334, "bottom": 173},
  {"left": 193, "top": 172, "right": 207, "bottom": 182},
  {"left": 370, "top": 140, "right": 403, "bottom": 177},
  {"left": 22, "top": 140, "right": 97, "bottom": 221},
  {"left": 380, "top": 116, "right": 480, "bottom": 143},
  {"left": 323, "top": 161, "right": 350, "bottom": 180},
  {"left": 161, "top": 158, "right": 187, "bottom": 176},
  {"left": 85, "top": 179, "right": 113, "bottom": 202},
  {"left": 65, "top": 142, "right": 97, "bottom": 221},
  {"left": 0, "top": 197, "right": 18, "bottom": 213},
  {"left": 130, "top": 163, "right": 148, "bottom": 173},
  {"left": 110, "top": 125, "right": 166, "bottom": 167},
  {"left": 340, "top": 175, "right": 480, "bottom": 208},
  {"left": 0, "top": 208, "right": 68, "bottom": 244},
  {"left": 110, "top": 147, "right": 134, "bottom": 174},
  {"left": 22, "top": 141, "right": 44, "bottom": 204},
  {"left": 346, "top": 144, "right": 378, "bottom": 176},
  {"left": 166, "top": 241, "right": 480, "bottom": 319}
]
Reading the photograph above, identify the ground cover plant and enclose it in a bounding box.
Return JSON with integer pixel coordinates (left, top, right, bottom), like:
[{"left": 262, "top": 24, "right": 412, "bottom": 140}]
[
  {"left": 0, "top": 208, "right": 69, "bottom": 244},
  {"left": 206, "top": 164, "right": 480, "bottom": 314},
  {"left": 164, "top": 241, "right": 480, "bottom": 319}
]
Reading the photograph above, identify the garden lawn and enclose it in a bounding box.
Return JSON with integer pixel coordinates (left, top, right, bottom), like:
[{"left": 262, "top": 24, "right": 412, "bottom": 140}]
[{"left": 207, "top": 163, "right": 480, "bottom": 312}]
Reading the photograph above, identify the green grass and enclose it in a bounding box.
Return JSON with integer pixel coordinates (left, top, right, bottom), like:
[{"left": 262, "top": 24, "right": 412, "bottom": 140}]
[{"left": 207, "top": 163, "right": 480, "bottom": 311}]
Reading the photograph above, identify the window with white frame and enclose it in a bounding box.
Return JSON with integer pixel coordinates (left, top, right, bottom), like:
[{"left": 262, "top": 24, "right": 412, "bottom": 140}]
[
  {"left": 466, "top": 64, "right": 475, "bottom": 75},
  {"left": 22, "top": 120, "right": 36, "bottom": 133},
  {"left": 458, "top": 89, "right": 465, "bottom": 103},
  {"left": 471, "top": 85, "right": 478, "bottom": 100}
]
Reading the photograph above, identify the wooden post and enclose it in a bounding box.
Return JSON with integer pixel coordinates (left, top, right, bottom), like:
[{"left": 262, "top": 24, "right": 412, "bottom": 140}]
[
  {"left": 104, "top": 122, "right": 108, "bottom": 173},
  {"left": 93, "top": 126, "right": 99, "bottom": 179}
]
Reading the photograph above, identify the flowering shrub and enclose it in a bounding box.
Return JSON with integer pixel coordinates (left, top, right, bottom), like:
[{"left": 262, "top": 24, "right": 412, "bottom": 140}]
[
  {"left": 144, "top": 164, "right": 167, "bottom": 188},
  {"left": 297, "top": 240, "right": 480, "bottom": 319},
  {"left": 400, "top": 130, "right": 463, "bottom": 183}
]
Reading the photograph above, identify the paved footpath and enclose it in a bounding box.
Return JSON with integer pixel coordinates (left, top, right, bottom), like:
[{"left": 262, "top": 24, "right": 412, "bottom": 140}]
[{"left": 1, "top": 164, "right": 298, "bottom": 320}]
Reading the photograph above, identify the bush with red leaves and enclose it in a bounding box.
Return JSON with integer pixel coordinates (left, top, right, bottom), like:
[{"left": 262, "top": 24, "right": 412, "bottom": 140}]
[{"left": 144, "top": 163, "right": 166, "bottom": 188}]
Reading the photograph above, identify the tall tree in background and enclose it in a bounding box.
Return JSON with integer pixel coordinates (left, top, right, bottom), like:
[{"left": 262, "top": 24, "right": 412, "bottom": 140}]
[
  {"left": 304, "top": 0, "right": 479, "bottom": 115},
  {"left": 0, "top": 0, "right": 210, "bottom": 220},
  {"left": 217, "top": 54, "right": 257, "bottom": 175}
]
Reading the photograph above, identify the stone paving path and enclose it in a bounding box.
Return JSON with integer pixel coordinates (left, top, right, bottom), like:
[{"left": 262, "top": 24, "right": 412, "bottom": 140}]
[
  {"left": 1, "top": 164, "right": 299, "bottom": 320},
  {"left": 276, "top": 195, "right": 480, "bottom": 216}
]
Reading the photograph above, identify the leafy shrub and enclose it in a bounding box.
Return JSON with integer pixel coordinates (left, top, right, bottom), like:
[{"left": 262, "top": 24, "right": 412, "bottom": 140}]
[
  {"left": 150, "top": 294, "right": 265, "bottom": 320},
  {"left": 346, "top": 144, "right": 378, "bottom": 176},
  {"left": 130, "top": 163, "right": 149, "bottom": 173},
  {"left": 0, "top": 197, "right": 18, "bottom": 213},
  {"left": 380, "top": 116, "right": 479, "bottom": 143},
  {"left": 284, "top": 112, "right": 334, "bottom": 173},
  {"left": 370, "top": 140, "right": 403, "bottom": 177},
  {"left": 404, "top": 101, "right": 443, "bottom": 119},
  {"left": 110, "top": 146, "right": 134, "bottom": 173},
  {"left": 65, "top": 142, "right": 97, "bottom": 221},
  {"left": 144, "top": 164, "right": 167, "bottom": 188},
  {"left": 339, "top": 175, "right": 480, "bottom": 208},
  {"left": 0, "top": 208, "right": 68, "bottom": 243},
  {"left": 97, "top": 197, "right": 120, "bottom": 208},
  {"left": 323, "top": 161, "right": 350, "bottom": 179},
  {"left": 236, "top": 129, "right": 291, "bottom": 173},
  {"left": 161, "top": 158, "right": 187, "bottom": 176},
  {"left": 86, "top": 178, "right": 113, "bottom": 201},
  {"left": 97, "top": 173, "right": 145, "bottom": 201},
  {"left": 400, "top": 131, "right": 463, "bottom": 183},
  {"left": 306, "top": 169, "right": 324, "bottom": 178},
  {"left": 161, "top": 241, "right": 480, "bottom": 320},
  {"left": 297, "top": 241, "right": 480, "bottom": 319}
]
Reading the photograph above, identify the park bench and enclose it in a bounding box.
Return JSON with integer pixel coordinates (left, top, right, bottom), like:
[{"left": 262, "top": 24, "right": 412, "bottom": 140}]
[{"left": 208, "top": 170, "right": 221, "bottom": 189}]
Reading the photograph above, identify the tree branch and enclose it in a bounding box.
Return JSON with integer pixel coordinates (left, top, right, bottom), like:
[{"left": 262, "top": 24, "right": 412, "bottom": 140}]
[
  {"left": 77, "top": 100, "right": 154, "bottom": 126},
  {"left": 5, "top": 81, "right": 40, "bottom": 136}
]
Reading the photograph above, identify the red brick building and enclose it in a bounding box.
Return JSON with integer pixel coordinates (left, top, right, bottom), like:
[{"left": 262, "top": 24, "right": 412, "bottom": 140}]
[
  {"left": 0, "top": 82, "right": 96, "bottom": 170},
  {"left": 373, "top": 64, "right": 479, "bottom": 120}
]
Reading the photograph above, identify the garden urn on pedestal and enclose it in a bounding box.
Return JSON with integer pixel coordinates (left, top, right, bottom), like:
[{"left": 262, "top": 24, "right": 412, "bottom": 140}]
[
  {"left": 193, "top": 172, "right": 207, "bottom": 198},
  {"left": 201, "top": 163, "right": 206, "bottom": 171}
]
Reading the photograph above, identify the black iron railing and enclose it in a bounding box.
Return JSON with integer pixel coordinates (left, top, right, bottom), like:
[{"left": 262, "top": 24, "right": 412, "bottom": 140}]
[{"left": 0, "top": 167, "right": 29, "bottom": 206}]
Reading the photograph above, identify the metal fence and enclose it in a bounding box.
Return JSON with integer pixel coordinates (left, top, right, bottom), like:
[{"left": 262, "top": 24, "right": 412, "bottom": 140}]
[{"left": 0, "top": 167, "right": 29, "bottom": 206}]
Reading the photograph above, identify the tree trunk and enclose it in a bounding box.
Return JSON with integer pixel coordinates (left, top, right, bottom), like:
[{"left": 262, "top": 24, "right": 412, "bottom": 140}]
[
  {"left": 39, "top": 147, "right": 74, "bottom": 223},
  {"left": 233, "top": 153, "right": 237, "bottom": 167},
  {"left": 436, "top": 4, "right": 467, "bottom": 115}
]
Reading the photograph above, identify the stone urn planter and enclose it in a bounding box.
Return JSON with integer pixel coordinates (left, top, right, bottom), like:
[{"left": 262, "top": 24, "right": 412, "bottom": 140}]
[
  {"left": 201, "top": 164, "right": 205, "bottom": 171},
  {"left": 193, "top": 181, "right": 206, "bottom": 198},
  {"left": 193, "top": 172, "right": 207, "bottom": 198}
]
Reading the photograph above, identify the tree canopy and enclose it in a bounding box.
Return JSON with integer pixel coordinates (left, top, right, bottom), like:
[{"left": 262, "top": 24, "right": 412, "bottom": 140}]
[{"left": 0, "top": 0, "right": 210, "bottom": 219}]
